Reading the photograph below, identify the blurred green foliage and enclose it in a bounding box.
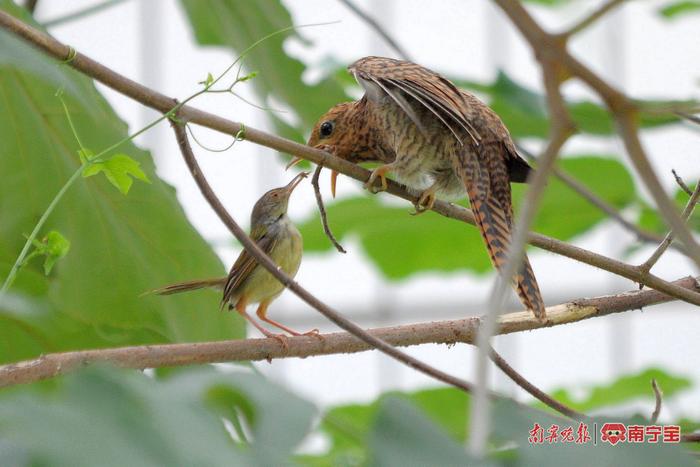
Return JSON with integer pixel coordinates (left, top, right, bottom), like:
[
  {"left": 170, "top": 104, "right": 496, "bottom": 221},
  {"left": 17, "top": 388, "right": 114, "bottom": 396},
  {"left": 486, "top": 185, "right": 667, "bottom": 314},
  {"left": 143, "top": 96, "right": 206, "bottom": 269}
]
[{"left": 0, "top": 1, "right": 243, "bottom": 366}]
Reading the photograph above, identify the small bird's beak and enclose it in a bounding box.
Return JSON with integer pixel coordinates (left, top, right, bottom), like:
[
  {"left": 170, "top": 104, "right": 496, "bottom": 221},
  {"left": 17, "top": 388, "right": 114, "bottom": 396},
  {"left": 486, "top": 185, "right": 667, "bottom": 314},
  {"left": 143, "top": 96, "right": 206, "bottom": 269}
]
[
  {"left": 283, "top": 171, "right": 309, "bottom": 194},
  {"left": 285, "top": 157, "right": 303, "bottom": 171}
]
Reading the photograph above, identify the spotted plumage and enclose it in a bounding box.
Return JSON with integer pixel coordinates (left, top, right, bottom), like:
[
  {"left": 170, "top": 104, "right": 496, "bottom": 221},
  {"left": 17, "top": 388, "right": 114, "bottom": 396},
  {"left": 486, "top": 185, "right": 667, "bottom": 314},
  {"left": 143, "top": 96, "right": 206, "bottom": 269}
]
[{"left": 308, "top": 56, "right": 545, "bottom": 318}]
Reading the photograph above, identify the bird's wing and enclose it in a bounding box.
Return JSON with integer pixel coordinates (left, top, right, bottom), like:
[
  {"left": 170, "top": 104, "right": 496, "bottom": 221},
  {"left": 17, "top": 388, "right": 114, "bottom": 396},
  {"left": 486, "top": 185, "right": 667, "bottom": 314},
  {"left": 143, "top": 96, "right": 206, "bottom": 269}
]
[
  {"left": 221, "top": 226, "right": 278, "bottom": 308},
  {"left": 451, "top": 142, "right": 545, "bottom": 318},
  {"left": 349, "top": 56, "right": 481, "bottom": 146}
]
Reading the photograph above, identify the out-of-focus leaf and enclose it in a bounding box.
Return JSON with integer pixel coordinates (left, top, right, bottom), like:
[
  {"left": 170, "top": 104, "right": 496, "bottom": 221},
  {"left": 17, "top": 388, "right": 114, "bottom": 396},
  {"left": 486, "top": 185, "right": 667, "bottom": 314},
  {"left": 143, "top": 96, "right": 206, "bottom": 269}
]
[
  {"left": 492, "top": 399, "right": 695, "bottom": 467},
  {"left": 536, "top": 367, "right": 693, "bottom": 413},
  {"left": 658, "top": 1, "right": 700, "bottom": 19},
  {"left": 367, "top": 397, "right": 482, "bottom": 467},
  {"left": 179, "top": 0, "right": 349, "bottom": 135},
  {"left": 299, "top": 156, "right": 636, "bottom": 279},
  {"left": 304, "top": 384, "right": 694, "bottom": 466},
  {"left": 0, "top": 2, "right": 243, "bottom": 364},
  {"left": 0, "top": 366, "right": 316, "bottom": 466},
  {"left": 456, "top": 72, "right": 689, "bottom": 139}
]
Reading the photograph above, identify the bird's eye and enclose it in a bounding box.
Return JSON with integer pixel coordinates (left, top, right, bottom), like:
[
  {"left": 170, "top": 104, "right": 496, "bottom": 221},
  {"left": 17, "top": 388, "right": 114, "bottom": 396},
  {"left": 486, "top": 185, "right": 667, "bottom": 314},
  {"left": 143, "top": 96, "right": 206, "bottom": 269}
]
[{"left": 319, "top": 121, "right": 334, "bottom": 138}]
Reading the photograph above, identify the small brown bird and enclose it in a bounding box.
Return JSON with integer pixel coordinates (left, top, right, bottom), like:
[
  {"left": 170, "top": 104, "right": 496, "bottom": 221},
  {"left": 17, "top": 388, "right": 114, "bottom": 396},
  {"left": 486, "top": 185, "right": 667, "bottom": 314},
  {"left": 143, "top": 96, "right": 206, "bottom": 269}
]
[
  {"left": 305, "top": 56, "right": 545, "bottom": 318},
  {"left": 152, "top": 172, "right": 317, "bottom": 338}
]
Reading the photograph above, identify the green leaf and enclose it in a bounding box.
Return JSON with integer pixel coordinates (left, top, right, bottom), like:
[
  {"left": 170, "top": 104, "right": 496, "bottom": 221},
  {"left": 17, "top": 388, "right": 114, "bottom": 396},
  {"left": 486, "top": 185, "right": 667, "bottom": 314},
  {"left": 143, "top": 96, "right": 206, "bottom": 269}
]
[
  {"left": 0, "top": 1, "right": 244, "bottom": 364},
  {"left": 658, "top": 1, "right": 700, "bottom": 19},
  {"left": 536, "top": 367, "right": 693, "bottom": 413},
  {"left": 82, "top": 153, "right": 151, "bottom": 195},
  {"left": 298, "top": 156, "right": 636, "bottom": 279},
  {"left": 454, "top": 72, "right": 690, "bottom": 139},
  {"left": 41, "top": 230, "right": 70, "bottom": 275},
  {"left": 0, "top": 366, "right": 316, "bottom": 466},
  {"left": 367, "top": 397, "right": 481, "bottom": 467}
]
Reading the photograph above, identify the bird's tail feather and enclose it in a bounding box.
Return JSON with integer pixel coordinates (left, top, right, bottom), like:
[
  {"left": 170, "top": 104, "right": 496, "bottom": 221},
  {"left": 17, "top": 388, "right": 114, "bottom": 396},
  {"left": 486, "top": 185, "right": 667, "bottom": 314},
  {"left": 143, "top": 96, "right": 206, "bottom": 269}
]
[
  {"left": 451, "top": 149, "right": 546, "bottom": 319},
  {"left": 143, "top": 277, "right": 226, "bottom": 296}
]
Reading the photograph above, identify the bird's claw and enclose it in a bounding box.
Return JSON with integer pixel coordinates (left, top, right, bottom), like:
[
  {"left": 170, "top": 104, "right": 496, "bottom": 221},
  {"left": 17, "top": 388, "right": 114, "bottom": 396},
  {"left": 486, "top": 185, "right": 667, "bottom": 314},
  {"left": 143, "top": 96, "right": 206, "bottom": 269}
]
[
  {"left": 410, "top": 189, "right": 436, "bottom": 215},
  {"left": 364, "top": 170, "right": 388, "bottom": 194}
]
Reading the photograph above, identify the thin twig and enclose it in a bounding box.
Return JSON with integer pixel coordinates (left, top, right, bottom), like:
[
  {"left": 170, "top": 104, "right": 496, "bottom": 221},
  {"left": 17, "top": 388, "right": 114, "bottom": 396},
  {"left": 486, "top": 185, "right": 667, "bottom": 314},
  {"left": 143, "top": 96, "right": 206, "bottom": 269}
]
[
  {"left": 1, "top": 275, "right": 695, "bottom": 388},
  {"left": 489, "top": 347, "right": 587, "bottom": 421},
  {"left": 518, "top": 144, "right": 666, "bottom": 246},
  {"left": 675, "top": 111, "right": 700, "bottom": 127},
  {"left": 639, "top": 172, "right": 700, "bottom": 273},
  {"left": 2, "top": 11, "right": 700, "bottom": 306},
  {"left": 337, "top": 0, "right": 412, "bottom": 61},
  {"left": 650, "top": 379, "right": 663, "bottom": 423},
  {"left": 42, "top": 0, "right": 128, "bottom": 28},
  {"left": 171, "top": 120, "right": 477, "bottom": 395},
  {"left": 673, "top": 169, "right": 694, "bottom": 197},
  {"left": 311, "top": 164, "right": 346, "bottom": 253},
  {"left": 560, "top": 0, "right": 628, "bottom": 38}
]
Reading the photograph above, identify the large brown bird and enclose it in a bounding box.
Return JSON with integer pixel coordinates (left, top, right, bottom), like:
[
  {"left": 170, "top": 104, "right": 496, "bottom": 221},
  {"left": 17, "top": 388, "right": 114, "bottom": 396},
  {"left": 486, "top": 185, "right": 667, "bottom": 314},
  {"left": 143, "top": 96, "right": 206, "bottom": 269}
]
[{"left": 306, "top": 56, "right": 545, "bottom": 318}]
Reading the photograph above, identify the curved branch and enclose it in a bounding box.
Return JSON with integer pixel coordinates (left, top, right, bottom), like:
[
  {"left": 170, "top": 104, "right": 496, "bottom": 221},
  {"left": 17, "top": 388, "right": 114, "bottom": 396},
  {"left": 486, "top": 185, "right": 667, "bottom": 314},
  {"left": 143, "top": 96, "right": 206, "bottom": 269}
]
[
  {"left": 1, "top": 275, "right": 695, "bottom": 388},
  {"left": 493, "top": 0, "right": 700, "bottom": 272},
  {"left": 0, "top": 11, "right": 698, "bottom": 306},
  {"left": 172, "top": 122, "right": 477, "bottom": 394}
]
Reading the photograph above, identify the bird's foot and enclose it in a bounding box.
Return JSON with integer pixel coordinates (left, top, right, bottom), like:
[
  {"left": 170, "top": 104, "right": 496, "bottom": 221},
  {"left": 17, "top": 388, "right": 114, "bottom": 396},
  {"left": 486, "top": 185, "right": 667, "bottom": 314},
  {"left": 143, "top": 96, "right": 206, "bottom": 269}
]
[
  {"left": 365, "top": 165, "right": 391, "bottom": 194},
  {"left": 259, "top": 329, "right": 289, "bottom": 349},
  {"left": 410, "top": 188, "right": 437, "bottom": 215}
]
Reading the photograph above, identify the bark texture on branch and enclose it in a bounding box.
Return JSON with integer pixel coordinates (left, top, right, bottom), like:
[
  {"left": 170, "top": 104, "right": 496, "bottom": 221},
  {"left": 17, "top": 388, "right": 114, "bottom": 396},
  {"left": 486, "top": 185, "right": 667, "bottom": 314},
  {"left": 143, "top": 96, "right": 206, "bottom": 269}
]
[{"left": 1, "top": 276, "right": 696, "bottom": 388}]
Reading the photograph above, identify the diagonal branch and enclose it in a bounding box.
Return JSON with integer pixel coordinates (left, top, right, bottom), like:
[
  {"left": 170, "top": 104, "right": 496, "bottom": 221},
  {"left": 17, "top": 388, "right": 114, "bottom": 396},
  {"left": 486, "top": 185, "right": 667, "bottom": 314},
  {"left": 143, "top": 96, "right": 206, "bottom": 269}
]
[
  {"left": 171, "top": 121, "right": 476, "bottom": 394},
  {"left": 560, "top": 0, "right": 628, "bottom": 39},
  {"left": 1, "top": 11, "right": 699, "bottom": 305},
  {"left": 1, "top": 275, "right": 695, "bottom": 388},
  {"left": 493, "top": 0, "right": 700, "bottom": 273},
  {"left": 639, "top": 174, "right": 700, "bottom": 274}
]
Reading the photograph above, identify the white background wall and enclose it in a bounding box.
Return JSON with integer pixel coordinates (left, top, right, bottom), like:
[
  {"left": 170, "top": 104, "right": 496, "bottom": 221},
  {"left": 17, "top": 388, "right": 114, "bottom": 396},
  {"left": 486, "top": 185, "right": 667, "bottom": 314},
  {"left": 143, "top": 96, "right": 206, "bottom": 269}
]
[{"left": 35, "top": 0, "right": 700, "bottom": 425}]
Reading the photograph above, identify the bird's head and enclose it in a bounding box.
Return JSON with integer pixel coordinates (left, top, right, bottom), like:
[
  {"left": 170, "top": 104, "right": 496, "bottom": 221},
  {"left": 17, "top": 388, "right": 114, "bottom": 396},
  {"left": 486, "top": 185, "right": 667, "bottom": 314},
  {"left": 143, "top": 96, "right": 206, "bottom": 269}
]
[
  {"left": 251, "top": 172, "right": 308, "bottom": 226},
  {"left": 291, "top": 101, "right": 375, "bottom": 196}
]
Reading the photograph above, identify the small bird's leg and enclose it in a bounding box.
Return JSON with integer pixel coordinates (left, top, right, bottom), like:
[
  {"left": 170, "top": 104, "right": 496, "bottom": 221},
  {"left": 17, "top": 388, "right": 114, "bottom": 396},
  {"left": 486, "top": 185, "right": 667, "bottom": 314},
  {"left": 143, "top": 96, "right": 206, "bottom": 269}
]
[
  {"left": 411, "top": 183, "right": 438, "bottom": 215},
  {"left": 255, "top": 300, "right": 320, "bottom": 337},
  {"left": 365, "top": 163, "right": 395, "bottom": 194},
  {"left": 234, "top": 298, "right": 289, "bottom": 347}
]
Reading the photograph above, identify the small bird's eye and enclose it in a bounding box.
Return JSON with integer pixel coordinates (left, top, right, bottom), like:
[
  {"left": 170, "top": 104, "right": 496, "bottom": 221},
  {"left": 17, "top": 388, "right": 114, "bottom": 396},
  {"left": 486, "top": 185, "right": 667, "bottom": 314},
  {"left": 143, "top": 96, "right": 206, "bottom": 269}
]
[{"left": 319, "top": 121, "right": 334, "bottom": 138}]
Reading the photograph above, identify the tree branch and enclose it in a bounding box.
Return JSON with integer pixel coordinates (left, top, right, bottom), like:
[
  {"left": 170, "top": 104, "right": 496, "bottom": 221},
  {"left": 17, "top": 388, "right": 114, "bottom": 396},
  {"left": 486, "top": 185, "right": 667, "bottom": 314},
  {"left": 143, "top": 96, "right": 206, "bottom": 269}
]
[
  {"left": 1, "top": 275, "right": 695, "bottom": 388},
  {"left": 171, "top": 121, "right": 478, "bottom": 395},
  {"left": 560, "top": 0, "right": 628, "bottom": 38},
  {"left": 493, "top": 0, "right": 700, "bottom": 272},
  {"left": 639, "top": 174, "right": 700, "bottom": 274},
  {"left": 1, "top": 10, "right": 698, "bottom": 306}
]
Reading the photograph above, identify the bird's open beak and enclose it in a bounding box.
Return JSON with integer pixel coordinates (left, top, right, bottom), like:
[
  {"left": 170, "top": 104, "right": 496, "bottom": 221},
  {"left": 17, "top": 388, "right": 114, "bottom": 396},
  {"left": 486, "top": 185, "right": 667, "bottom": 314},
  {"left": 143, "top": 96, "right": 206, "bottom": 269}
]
[
  {"left": 283, "top": 171, "right": 309, "bottom": 194},
  {"left": 329, "top": 170, "right": 339, "bottom": 198},
  {"left": 286, "top": 157, "right": 339, "bottom": 198}
]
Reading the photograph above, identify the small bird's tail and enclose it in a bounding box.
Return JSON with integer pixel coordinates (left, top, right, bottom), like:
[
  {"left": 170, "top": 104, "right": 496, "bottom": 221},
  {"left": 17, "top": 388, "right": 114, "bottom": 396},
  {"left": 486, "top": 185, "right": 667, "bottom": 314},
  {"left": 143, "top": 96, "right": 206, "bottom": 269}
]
[{"left": 144, "top": 278, "right": 226, "bottom": 296}]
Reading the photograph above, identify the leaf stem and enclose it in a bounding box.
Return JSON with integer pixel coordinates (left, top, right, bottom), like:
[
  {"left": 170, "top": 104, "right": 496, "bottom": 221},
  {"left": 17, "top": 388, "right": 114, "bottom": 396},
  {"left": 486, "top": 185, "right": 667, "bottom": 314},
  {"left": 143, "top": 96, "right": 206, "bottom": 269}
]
[{"left": 0, "top": 167, "right": 82, "bottom": 296}]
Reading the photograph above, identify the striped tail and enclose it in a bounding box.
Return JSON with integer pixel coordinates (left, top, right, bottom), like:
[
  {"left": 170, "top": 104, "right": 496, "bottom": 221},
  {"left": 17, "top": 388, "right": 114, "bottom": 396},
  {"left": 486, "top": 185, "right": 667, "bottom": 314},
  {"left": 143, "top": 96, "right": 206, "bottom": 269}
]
[
  {"left": 452, "top": 147, "right": 546, "bottom": 319},
  {"left": 144, "top": 277, "right": 226, "bottom": 296}
]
